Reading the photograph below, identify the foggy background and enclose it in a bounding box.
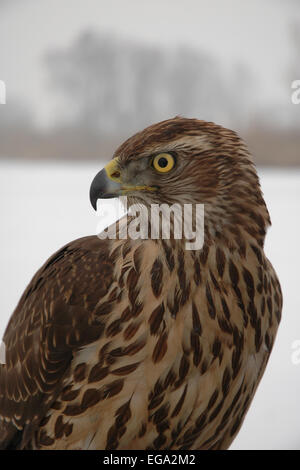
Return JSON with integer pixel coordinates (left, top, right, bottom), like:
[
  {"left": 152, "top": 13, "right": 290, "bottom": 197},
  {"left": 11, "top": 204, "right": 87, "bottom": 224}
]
[
  {"left": 1, "top": 0, "right": 300, "bottom": 164},
  {"left": 0, "top": 0, "right": 300, "bottom": 450}
]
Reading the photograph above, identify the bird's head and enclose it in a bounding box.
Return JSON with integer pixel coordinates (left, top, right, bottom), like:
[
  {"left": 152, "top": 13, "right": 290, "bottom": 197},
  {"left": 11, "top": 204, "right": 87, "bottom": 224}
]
[{"left": 90, "top": 117, "right": 270, "bottom": 246}]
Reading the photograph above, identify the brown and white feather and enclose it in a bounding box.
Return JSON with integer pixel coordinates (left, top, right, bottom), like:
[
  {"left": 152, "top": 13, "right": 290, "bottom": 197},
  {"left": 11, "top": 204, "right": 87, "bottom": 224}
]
[{"left": 0, "top": 117, "right": 282, "bottom": 450}]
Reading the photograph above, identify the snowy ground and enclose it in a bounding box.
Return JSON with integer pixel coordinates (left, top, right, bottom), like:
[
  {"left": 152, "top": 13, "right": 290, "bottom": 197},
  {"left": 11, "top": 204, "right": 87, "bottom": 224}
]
[{"left": 0, "top": 160, "right": 299, "bottom": 450}]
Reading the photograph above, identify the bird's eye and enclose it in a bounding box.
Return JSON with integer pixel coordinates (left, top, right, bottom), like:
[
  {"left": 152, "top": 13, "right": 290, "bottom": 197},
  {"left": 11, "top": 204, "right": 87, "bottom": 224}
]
[{"left": 152, "top": 153, "right": 175, "bottom": 173}]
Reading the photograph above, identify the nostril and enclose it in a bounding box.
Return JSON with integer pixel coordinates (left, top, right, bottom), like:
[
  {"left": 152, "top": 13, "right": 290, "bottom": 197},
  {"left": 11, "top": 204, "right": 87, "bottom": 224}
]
[{"left": 111, "top": 171, "right": 121, "bottom": 179}]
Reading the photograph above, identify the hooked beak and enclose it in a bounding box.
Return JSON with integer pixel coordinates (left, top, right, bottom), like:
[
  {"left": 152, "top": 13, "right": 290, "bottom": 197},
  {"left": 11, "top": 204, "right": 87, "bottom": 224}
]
[
  {"left": 90, "top": 158, "right": 122, "bottom": 210},
  {"left": 90, "top": 157, "right": 157, "bottom": 210}
]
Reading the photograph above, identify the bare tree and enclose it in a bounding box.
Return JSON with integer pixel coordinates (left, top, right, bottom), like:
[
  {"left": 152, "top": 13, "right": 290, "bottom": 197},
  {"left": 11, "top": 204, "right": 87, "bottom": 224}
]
[{"left": 45, "top": 31, "right": 250, "bottom": 137}]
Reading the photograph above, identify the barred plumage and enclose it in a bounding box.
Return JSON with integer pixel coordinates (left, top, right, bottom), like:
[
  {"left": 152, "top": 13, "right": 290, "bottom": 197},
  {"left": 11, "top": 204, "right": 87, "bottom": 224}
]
[{"left": 0, "top": 117, "right": 282, "bottom": 449}]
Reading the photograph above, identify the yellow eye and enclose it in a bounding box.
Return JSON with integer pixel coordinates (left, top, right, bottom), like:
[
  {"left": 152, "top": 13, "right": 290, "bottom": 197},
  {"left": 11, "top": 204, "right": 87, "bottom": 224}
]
[{"left": 152, "top": 153, "right": 175, "bottom": 173}]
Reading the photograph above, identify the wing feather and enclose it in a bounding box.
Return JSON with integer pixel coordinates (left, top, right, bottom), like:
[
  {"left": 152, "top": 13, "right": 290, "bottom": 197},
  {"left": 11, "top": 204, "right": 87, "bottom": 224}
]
[{"left": 0, "top": 236, "right": 114, "bottom": 449}]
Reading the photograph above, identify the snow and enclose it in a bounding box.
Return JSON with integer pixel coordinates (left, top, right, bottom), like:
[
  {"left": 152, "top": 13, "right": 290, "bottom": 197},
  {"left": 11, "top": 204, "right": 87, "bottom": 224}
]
[{"left": 0, "top": 160, "right": 299, "bottom": 449}]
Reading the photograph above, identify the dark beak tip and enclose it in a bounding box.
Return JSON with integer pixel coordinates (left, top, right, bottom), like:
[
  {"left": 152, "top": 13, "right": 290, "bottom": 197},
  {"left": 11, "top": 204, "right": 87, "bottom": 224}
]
[
  {"left": 90, "top": 167, "right": 121, "bottom": 209},
  {"left": 89, "top": 187, "right": 98, "bottom": 211},
  {"left": 90, "top": 170, "right": 104, "bottom": 211},
  {"left": 91, "top": 198, "right": 98, "bottom": 211}
]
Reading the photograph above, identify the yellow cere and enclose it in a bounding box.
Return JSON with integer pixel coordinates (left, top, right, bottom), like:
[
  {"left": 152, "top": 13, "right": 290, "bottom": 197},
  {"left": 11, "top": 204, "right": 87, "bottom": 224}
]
[
  {"left": 152, "top": 153, "right": 175, "bottom": 173},
  {"left": 105, "top": 158, "right": 121, "bottom": 182}
]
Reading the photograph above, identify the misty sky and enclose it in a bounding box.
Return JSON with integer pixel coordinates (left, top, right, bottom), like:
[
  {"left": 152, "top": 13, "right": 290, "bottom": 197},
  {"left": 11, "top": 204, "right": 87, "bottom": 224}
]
[{"left": 0, "top": 0, "right": 299, "bottom": 128}]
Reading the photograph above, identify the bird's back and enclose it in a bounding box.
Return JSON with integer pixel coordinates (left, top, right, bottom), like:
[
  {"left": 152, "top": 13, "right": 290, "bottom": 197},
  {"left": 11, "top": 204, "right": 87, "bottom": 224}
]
[
  {"left": 0, "top": 117, "right": 283, "bottom": 449},
  {"left": 0, "top": 232, "right": 281, "bottom": 449}
]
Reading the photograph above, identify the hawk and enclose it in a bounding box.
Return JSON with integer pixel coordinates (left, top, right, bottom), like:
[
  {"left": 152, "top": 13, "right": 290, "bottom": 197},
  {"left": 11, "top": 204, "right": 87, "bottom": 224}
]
[{"left": 0, "top": 117, "right": 282, "bottom": 450}]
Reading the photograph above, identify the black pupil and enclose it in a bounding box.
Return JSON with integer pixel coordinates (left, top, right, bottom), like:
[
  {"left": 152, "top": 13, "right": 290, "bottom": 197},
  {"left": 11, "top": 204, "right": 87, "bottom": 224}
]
[{"left": 158, "top": 157, "right": 168, "bottom": 168}]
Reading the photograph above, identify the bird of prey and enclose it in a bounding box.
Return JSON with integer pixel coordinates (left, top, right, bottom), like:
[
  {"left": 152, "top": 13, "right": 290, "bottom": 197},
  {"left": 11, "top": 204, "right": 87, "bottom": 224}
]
[{"left": 0, "top": 117, "right": 282, "bottom": 450}]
